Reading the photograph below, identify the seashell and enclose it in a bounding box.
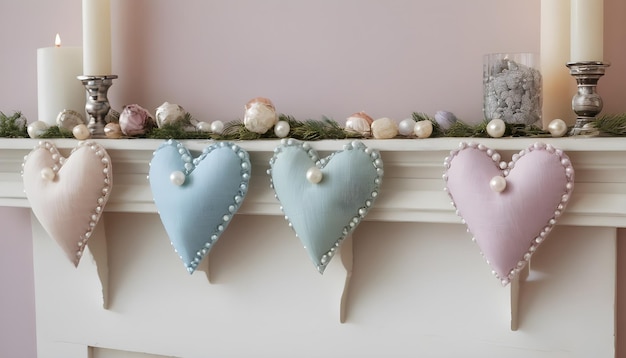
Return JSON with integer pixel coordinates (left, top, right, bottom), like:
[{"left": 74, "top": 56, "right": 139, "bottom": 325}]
[
  {"left": 370, "top": 117, "right": 398, "bottom": 139},
  {"left": 155, "top": 102, "right": 187, "bottom": 128},
  {"left": 434, "top": 110, "right": 458, "bottom": 130},
  {"left": 345, "top": 111, "right": 374, "bottom": 136},
  {"left": 119, "top": 104, "right": 155, "bottom": 136},
  {"left": 104, "top": 122, "right": 123, "bottom": 139},
  {"left": 56, "top": 109, "right": 86, "bottom": 131},
  {"left": 243, "top": 97, "right": 278, "bottom": 134},
  {"left": 27, "top": 121, "right": 49, "bottom": 138}
]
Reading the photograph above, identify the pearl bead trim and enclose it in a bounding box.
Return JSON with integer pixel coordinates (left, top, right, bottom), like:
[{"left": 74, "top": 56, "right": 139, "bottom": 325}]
[
  {"left": 443, "top": 142, "right": 575, "bottom": 285},
  {"left": 149, "top": 139, "right": 251, "bottom": 274},
  {"left": 268, "top": 139, "right": 384, "bottom": 273},
  {"left": 21, "top": 140, "right": 112, "bottom": 266}
]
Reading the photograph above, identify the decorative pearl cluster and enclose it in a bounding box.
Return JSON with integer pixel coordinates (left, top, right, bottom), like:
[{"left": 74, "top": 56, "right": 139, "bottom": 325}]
[
  {"left": 149, "top": 139, "right": 251, "bottom": 273},
  {"left": 22, "top": 141, "right": 112, "bottom": 265},
  {"left": 443, "top": 141, "right": 575, "bottom": 285},
  {"left": 268, "top": 139, "right": 384, "bottom": 273}
]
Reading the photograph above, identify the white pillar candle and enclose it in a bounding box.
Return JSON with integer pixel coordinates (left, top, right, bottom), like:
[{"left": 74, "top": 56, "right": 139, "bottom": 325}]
[
  {"left": 37, "top": 34, "right": 86, "bottom": 126},
  {"left": 82, "top": 0, "right": 112, "bottom": 75},
  {"left": 570, "top": 0, "right": 604, "bottom": 62},
  {"left": 541, "top": 0, "right": 575, "bottom": 127}
]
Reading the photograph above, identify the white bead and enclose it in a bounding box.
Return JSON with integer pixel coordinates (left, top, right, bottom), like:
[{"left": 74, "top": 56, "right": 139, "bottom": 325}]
[
  {"left": 72, "top": 124, "right": 91, "bottom": 140},
  {"left": 40, "top": 167, "right": 55, "bottom": 181},
  {"left": 486, "top": 118, "right": 506, "bottom": 138},
  {"left": 413, "top": 120, "right": 433, "bottom": 138},
  {"left": 170, "top": 171, "right": 186, "bottom": 186},
  {"left": 27, "top": 121, "right": 49, "bottom": 138},
  {"left": 398, "top": 118, "right": 415, "bottom": 136},
  {"left": 548, "top": 118, "right": 568, "bottom": 137},
  {"left": 196, "top": 121, "right": 212, "bottom": 132},
  {"left": 489, "top": 175, "right": 507, "bottom": 192},
  {"left": 274, "top": 120, "right": 290, "bottom": 138},
  {"left": 306, "top": 167, "right": 323, "bottom": 184},
  {"left": 210, "top": 120, "right": 224, "bottom": 134}
]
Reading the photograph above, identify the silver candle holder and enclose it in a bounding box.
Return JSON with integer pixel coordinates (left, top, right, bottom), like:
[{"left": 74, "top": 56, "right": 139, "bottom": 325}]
[
  {"left": 77, "top": 75, "right": 117, "bottom": 137},
  {"left": 567, "top": 61, "right": 609, "bottom": 136}
]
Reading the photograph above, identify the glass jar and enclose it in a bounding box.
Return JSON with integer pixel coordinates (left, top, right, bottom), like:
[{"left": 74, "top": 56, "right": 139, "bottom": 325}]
[{"left": 483, "top": 53, "right": 542, "bottom": 125}]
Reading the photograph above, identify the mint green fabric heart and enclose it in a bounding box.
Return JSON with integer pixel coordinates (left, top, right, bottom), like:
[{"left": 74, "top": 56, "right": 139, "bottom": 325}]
[{"left": 269, "top": 139, "right": 383, "bottom": 273}]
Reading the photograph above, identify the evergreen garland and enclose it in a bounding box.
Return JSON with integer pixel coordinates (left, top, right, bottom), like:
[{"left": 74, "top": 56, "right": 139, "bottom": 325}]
[{"left": 5, "top": 110, "right": 626, "bottom": 140}]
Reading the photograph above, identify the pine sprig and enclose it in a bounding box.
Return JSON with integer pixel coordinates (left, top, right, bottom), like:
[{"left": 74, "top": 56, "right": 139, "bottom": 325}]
[
  {"left": 592, "top": 114, "right": 626, "bottom": 136},
  {"left": 0, "top": 111, "right": 28, "bottom": 137}
]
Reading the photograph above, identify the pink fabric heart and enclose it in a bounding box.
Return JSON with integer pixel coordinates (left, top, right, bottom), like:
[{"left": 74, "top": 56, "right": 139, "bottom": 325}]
[
  {"left": 22, "top": 141, "right": 112, "bottom": 266},
  {"left": 444, "top": 142, "right": 574, "bottom": 285}
]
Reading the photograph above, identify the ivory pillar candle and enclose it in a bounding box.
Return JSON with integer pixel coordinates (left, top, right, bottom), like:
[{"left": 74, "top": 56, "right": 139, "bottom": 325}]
[
  {"left": 37, "top": 34, "right": 85, "bottom": 126},
  {"left": 82, "top": 0, "right": 112, "bottom": 75},
  {"left": 570, "top": 0, "right": 604, "bottom": 62},
  {"left": 540, "top": 0, "right": 574, "bottom": 127}
]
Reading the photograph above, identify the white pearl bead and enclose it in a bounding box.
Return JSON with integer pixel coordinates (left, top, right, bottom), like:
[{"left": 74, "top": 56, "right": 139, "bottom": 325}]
[
  {"left": 170, "top": 171, "right": 186, "bottom": 186},
  {"left": 40, "top": 167, "right": 55, "bottom": 181},
  {"left": 72, "top": 124, "right": 91, "bottom": 140},
  {"left": 306, "top": 167, "right": 323, "bottom": 184},
  {"left": 489, "top": 175, "right": 507, "bottom": 192},
  {"left": 486, "top": 118, "right": 506, "bottom": 138},
  {"left": 413, "top": 120, "right": 433, "bottom": 138},
  {"left": 398, "top": 118, "right": 415, "bottom": 136},
  {"left": 274, "top": 120, "right": 290, "bottom": 138},
  {"left": 210, "top": 120, "right": 224, "bottom": 134},
  {"left": 27, "top": 121, "right": 49, "bottom": 138},
  {"left": 196, "top": 121, "right": 211, "bottom": 132},
  {"left": 548, "top": 118, "right": 567, "bottom": 137}
]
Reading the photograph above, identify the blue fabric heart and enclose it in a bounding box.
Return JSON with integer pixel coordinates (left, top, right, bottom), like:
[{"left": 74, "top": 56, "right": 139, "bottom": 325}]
[
  {"left": 269, "top": 139, "right": 383, "bottom": 273},
  {"left": 149, "top": 140, "right": 251, "bottom": 273}
]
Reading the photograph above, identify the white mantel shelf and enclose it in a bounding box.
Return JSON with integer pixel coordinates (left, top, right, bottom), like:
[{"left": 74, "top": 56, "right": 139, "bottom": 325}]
[
  {"left": 1, "top": 137, "right": 626, "bottom": 226},
  {"left": 2, "top": 137, "right": 623, "bottom": 357}
]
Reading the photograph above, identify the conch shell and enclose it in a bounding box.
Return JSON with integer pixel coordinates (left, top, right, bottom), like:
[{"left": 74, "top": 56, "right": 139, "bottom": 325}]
[
  {"left": 119, "top": 104, "right": 155, "bottom": 136},
  {"left": 243, "top": 97, "right": 278, "bottom": 134},
  {"left": 155, "top": 102, "right": 186, "bottom": 128},
  {"left": 345, "top": 111, "right": 374, "bottom": 136}
]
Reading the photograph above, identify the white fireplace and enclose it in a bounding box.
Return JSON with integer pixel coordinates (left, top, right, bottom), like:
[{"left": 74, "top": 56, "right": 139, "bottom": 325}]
[{"left": 2, "top": 137, "right": 621, "bottom": 357}]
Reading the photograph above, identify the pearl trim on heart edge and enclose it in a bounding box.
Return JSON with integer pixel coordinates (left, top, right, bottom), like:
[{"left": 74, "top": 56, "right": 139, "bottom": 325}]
[
  {"left": 267, "top": 138, "right": 384, "bottom": 273},
  {"left": 442, "top": 141, "right": 575, "bottom": 285},
  {"left": 148, "top": 139, "right": 251, "bottom": 274},
  {"left": 21, "top": 140, "right": 112, "bottom": 266}
]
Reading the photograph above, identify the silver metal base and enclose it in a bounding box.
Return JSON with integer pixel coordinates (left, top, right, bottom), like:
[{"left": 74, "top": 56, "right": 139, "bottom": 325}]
[
  {"left": 77, "top": 75, "right": 118, "bottom": 138},
  {"left": 566, "top": 62, "right": 609, "bottom": 136}
]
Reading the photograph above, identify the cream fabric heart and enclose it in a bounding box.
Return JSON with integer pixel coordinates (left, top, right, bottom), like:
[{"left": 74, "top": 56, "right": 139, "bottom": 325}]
[
  {"left": 23, "top": 141, "right": 112, "bottom": 266},
  {"left": 444, "top": 142, "right": 574, "bottom": 285}
]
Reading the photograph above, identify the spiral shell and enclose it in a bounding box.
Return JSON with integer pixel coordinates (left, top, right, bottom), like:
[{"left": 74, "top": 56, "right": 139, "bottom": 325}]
[{"left": 56, "top": 109, "right": 86, "bottom": 131}]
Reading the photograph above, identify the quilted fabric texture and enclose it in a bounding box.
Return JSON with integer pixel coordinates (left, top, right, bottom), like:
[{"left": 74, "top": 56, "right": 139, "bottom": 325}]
[
  {"left": 149, "top": 140, "right": 251, "bottom": 273},
  {"left": 22, "top": 141, "right": 112, "bottom": 266},
  {"left": 444, "top": 142, "right": 574, "bottom": 285},
  {"left": 269, "top": 139, "right": 383, "bottom": 273}
]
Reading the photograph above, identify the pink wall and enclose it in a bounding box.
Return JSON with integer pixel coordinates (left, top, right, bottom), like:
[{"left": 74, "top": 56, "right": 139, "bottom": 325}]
[{"left": 1, "top": 1, "right": 625, "bottom": 357}]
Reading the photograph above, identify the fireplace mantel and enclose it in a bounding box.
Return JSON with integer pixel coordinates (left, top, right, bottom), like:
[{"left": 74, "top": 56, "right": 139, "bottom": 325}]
[
  {"left": 3, "top": 137, "right": 626, "bottom": 223},
  {"left": 2, "top": 137, "right": 622, "bottom": 358}
]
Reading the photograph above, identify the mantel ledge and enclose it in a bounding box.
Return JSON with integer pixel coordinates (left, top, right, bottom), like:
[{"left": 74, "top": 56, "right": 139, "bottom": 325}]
[{"left": 0, "top": 137, "right": 625, "bottom": 228}]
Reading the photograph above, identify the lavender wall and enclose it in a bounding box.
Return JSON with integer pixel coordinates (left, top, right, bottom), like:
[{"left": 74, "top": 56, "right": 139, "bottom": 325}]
[{"left": 1, "top": 1, "right": 625, "bottom": 357}]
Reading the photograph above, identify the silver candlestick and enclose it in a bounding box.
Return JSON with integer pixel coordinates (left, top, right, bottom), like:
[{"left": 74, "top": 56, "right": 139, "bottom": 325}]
[
  {"left": 77, "top": 75, "right": 118, "bottom": 137},
  {"left": 567, "top": 61, "right": 609, "bottom": 136}
]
